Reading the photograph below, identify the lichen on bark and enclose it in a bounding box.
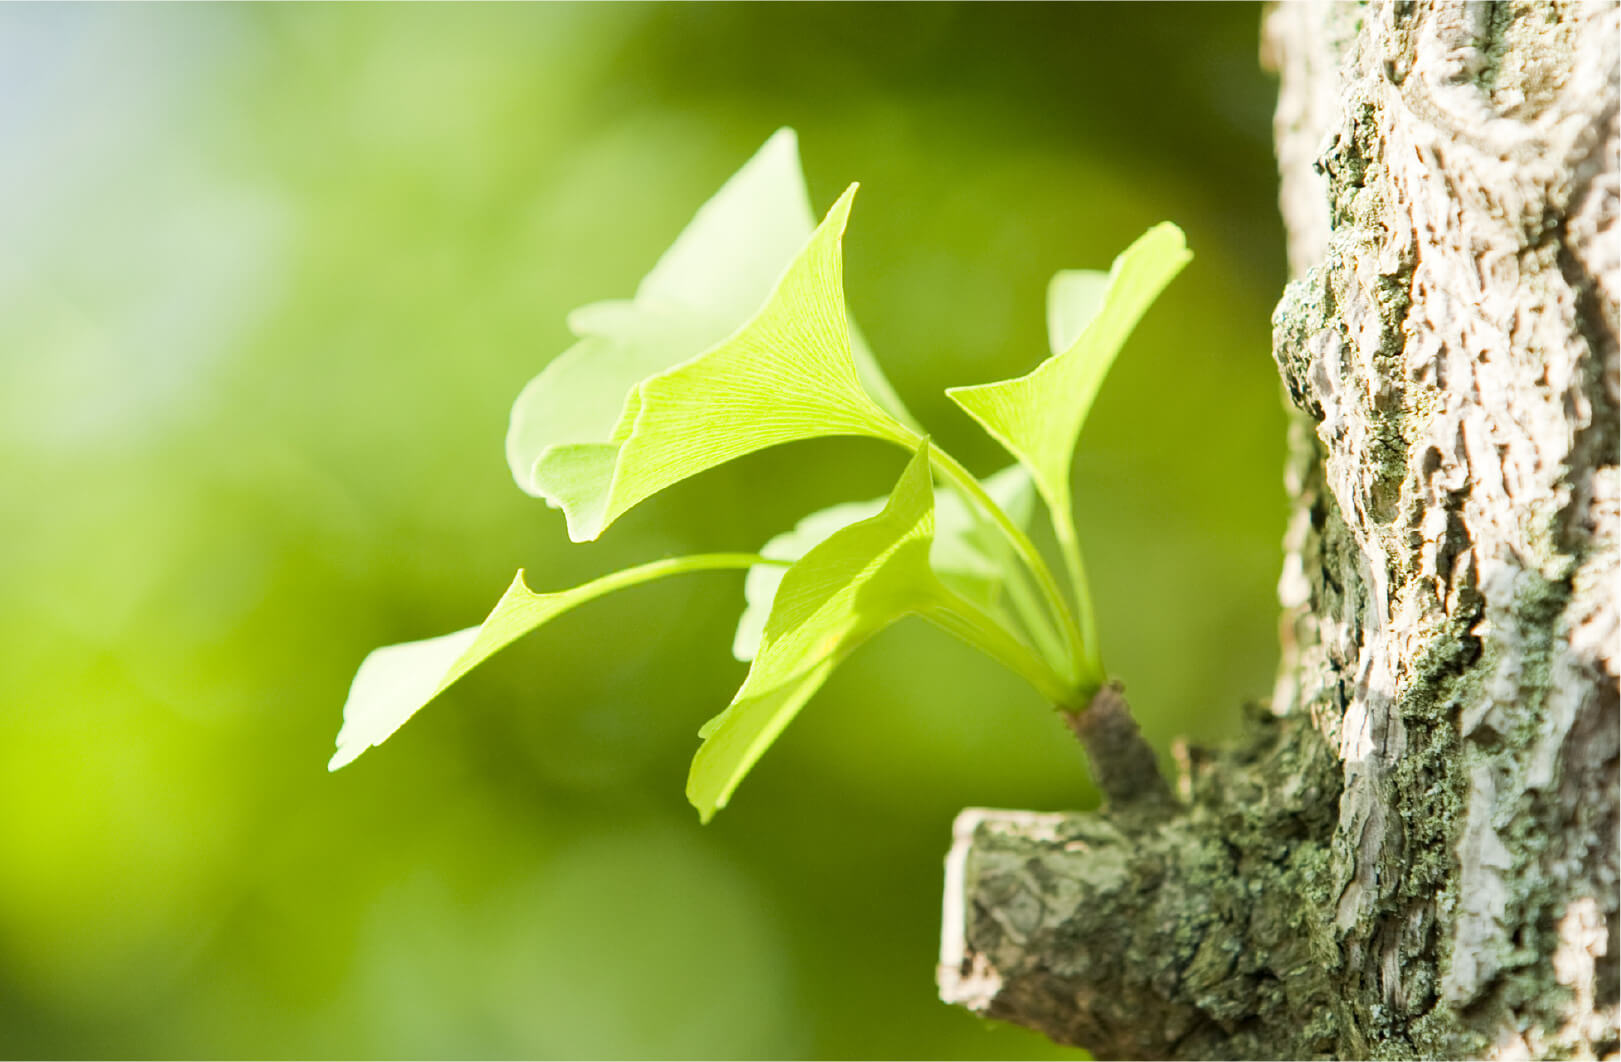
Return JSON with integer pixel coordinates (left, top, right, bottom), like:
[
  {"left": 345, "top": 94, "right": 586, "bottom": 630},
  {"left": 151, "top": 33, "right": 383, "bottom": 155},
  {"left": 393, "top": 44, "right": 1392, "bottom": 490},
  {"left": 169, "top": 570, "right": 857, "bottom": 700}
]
[
  {"left": 941, "top": 704, "right": 1345, "bottom": 1060},
  {"left": 938, "top": 3, "right": 1618, "bottom": 1057}
]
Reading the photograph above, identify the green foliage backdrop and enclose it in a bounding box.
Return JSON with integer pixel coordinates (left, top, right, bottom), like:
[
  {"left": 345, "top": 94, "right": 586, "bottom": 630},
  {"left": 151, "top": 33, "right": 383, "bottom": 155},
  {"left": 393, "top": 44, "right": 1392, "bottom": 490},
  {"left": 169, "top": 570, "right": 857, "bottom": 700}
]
[{"left": 0, "top": 5, "right": 1284, "bottom": 1057}]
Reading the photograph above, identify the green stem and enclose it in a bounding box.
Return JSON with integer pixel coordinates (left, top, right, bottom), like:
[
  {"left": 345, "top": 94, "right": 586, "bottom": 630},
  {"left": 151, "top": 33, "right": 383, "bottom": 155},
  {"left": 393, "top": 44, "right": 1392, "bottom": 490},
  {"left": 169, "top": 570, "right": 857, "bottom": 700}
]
[
  {"left": 1051, "top": 513, "right": 1104, "bottom": 683},
  {"left": 935, "top": 471, "right": 1068, "bottom": 669},
  {"left": 585, "top": 553, "right": 789, "bottom": 589},
  {"left": 998, "top": 538, "right": 1070, "bottom": 668},
  {"left": 920, "top": 588, "right": 1073, "bottom": 706},
  {"left": 923, "top": 445, "right": 1087, "bottom": 683},
  {"left": 450, "top": 551, "right": 786, "bottom": 694}
]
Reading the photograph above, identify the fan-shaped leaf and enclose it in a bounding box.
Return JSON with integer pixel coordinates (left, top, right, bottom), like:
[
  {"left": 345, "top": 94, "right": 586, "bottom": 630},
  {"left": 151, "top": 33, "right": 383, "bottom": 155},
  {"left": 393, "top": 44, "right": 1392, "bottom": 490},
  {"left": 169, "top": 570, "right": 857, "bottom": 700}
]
[
  {"left": 945, "top": 223, "right": 1191, "bottom": 522},
  {"left": 507, "top": 129, "right": 915, "bottom": 542},
  {"left": 731, "top": 464, "right": 1035, "bottom": 661},
  {"left": 689, "top": 443, "right": 941, "bottom": 821}
]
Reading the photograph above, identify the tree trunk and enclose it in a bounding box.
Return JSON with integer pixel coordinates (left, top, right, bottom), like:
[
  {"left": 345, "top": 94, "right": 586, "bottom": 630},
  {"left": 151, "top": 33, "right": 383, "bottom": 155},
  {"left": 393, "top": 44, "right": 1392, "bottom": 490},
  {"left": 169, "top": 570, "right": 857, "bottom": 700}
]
[{"left": 937, "top": 2, "right": 1619, "bottom": 1058}]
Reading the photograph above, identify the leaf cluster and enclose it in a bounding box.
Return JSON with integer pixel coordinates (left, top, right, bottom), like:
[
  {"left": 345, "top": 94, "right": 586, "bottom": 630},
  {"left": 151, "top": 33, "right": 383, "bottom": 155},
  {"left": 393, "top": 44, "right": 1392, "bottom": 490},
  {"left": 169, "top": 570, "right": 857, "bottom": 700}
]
[{"left": 330, "top": 129, "right": 1189, "bottom": 820}]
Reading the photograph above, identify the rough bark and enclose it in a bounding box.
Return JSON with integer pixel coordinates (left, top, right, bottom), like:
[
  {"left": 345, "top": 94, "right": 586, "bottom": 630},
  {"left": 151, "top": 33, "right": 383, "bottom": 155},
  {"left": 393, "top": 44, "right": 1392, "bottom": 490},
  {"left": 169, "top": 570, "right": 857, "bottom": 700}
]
[{"left": 937, "top": 3, "right": 1619, "bottom": 1058}]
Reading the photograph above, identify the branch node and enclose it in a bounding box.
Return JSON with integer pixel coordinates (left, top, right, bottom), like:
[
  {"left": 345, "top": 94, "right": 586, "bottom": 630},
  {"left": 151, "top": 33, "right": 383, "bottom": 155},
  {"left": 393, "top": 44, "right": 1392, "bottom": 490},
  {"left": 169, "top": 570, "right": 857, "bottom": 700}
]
[{"left": 1063, "top": 681, "right": 1178, "bottom": 817}]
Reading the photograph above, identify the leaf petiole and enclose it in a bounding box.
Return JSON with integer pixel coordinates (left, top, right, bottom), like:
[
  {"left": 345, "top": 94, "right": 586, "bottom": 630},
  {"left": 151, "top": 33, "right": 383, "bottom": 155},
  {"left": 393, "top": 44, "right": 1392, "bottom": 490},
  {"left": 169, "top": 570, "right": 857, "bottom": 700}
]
[
  {"left": 998, "top": 549, "right": 1070, "bottom": 671},
  {"left": 920, "top": 585, "right": 1074, "bottom": 707},
  {"left": 1052, "top": 514, "right": 1103, "bottom": 683},
  {"left": 918, "top": 440, "right": 1089, "bottom": 687}
]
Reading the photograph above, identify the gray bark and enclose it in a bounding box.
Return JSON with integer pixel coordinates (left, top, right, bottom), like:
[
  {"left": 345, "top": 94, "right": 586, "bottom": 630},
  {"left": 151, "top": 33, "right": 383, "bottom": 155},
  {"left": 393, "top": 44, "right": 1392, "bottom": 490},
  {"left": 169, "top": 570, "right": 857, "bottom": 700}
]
[{"left": 937, "top": 3, "right": 1619, "bottom": 1058}]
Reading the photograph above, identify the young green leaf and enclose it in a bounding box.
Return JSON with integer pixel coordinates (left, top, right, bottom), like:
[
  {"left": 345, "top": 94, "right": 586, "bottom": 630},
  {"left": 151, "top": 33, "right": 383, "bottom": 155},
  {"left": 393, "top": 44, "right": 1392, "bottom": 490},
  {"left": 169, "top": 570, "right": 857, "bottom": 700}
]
[
  {"left": 507, "top": 129, "right": 917, "bottom": 542},
  {"left": 945, "top": 223, "right": 1191, "bottom": 528},
  {"left": 730, "top": 464, "right": 1035, "bottom": 661},
  {"left": 945, "top": 223, "right": 1190, "bottom": 677},
  {"left": 329, "top": 554, "right": 769, "bottom": 771},
  {"left": 688, "top": 443, "right": 942, "bottom": 822},
  {"left": 1046, "top": 269, "right": 1110, "bottom": 356},
  {"left": 730, "top": 495, "right": 883, "bottom": 662}
]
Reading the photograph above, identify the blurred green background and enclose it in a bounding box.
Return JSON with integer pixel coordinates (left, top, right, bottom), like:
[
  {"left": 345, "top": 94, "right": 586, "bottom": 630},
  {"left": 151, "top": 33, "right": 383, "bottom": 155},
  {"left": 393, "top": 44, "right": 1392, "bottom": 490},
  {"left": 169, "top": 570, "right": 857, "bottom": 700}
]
[{"left": 0, "top": 4, "right": 1286, "bottom": 1057}]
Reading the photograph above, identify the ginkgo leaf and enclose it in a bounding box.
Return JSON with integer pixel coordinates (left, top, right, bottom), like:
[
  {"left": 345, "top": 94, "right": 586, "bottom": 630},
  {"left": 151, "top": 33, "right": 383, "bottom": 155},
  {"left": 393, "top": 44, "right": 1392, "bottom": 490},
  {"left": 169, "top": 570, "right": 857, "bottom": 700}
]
[
  {"left": 637, "top": 129, "right": 832, "bottom": 325},
  {"left": 329, "top": 554, "right": 767, "bottom": 771},
  {"left": 945, "top": 223, "right": 1191, "bottom": 525},
  {"left": 1046, "top": 269, "right": 1110, "bottom": 357},
  {"left": 688, "top": 442, "right": 942, "bottom": 822},
  {"left": 507, "top": 129, "right": 917, "bottom": 542},
  {"left": 731, "top": 464, "right": 1035, "bottom": 661}
]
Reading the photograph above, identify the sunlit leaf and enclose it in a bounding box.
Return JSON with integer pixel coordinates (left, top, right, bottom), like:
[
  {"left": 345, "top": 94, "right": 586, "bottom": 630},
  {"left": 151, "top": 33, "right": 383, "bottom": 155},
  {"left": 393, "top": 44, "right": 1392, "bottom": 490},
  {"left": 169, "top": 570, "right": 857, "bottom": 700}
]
[
  {"left": 945, "top": 223, "right": 1190, "bottom": 522},
  {"left": 329, "top": 554, "right": 765, "bottom": 771},
  {"left": 1045, "top": 269, "right": 1110, "bottom": 356},
  {"left": 688, "top": 443, "right": 941, "bottom": 821},
  {"left": 507, "top": 129, "right": 916, "bottom": 542},
  {"left": 731, "top": 464, "right": 1034, "bottom": 661}
]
